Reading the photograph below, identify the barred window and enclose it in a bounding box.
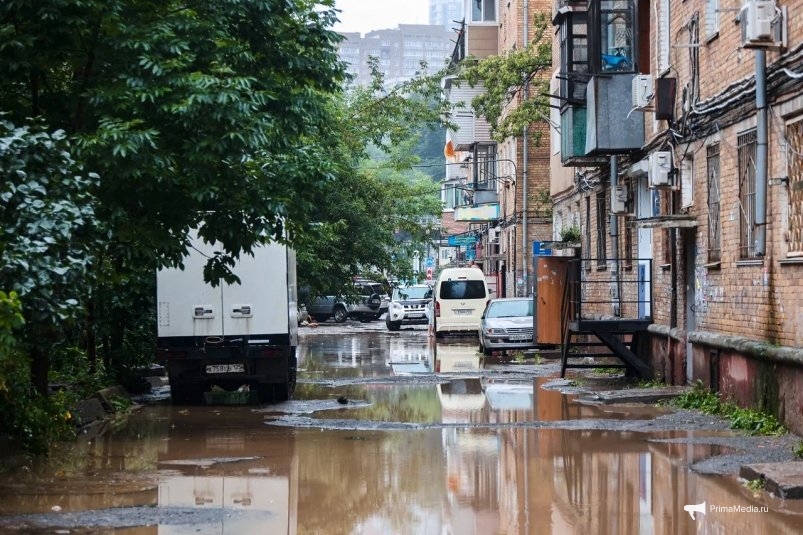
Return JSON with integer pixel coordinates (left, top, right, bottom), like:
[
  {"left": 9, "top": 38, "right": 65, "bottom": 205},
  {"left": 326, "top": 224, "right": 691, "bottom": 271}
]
[
  {"left": 737, "top": 130, "right": 758, "bottom": 259},
  {"left": 622, "top": 179, "right": 634, "bottom": 268},
  {"left": 787, "top": 118, "right": 803, "bottom": 256},
  {"left": 596, "top": 189, "right": 608, "bottom": 267},
  {"left": 707, "top": 143, "right": 721, "bottom": 262}
]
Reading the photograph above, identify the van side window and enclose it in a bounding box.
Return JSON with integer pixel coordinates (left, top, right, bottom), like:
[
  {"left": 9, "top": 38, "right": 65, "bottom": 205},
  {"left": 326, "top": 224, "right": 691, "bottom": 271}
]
[{"left": 439, "top": 280, "right": 486, "bottom": 300}]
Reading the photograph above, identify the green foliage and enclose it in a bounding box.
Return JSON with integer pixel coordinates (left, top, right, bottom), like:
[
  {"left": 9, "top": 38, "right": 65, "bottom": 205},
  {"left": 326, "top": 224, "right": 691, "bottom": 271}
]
[
  {"left": 0, "top": 360, "right": 77, "bottom": 455},
  {"left": 0, "top": 120, "right": 100, "bottom": 326},
  {"left": 794, "top": 441, "right": 803, "bottom": 460},
  {"left": 559, "top": 225, "right": 581, "bottom": 243},
  {"left": 459, "top": 12, "right": 552, "bottom": 143},
  {"left": 0, "top": 290, "right": 24, "bottom": 370},
  {"left": 672, "top": 382, "right": 787, "bottom": 436},
  {"left": 637, "top": 378, "right": 667, "bottom": 388},
  {"left": 744, "top": 478, "right": 764, "bottom": 492},
  {"left": 0, "top": 0, "right": 348, "bottom": 285}
]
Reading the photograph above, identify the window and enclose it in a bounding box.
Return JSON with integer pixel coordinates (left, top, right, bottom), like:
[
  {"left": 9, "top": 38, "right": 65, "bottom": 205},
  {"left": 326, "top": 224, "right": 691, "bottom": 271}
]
[
  {"left": 706, "top": 144, "right": 721, "bottom": 262},
  {"left": 471, "top": 0, "right": 496, "bottom": 22},
  {"left": 787, "top": 118, "right": 803, "bottom": 256},
  {"left": 705, "top": 0, "right": 720, "bottom": 39},
  {"left": 442, "top": 183, "right": 462, "bottom": 210},
  {"left": 473, "top": 143, "right": 497, "bottom": 189},
  {"left": 559, "top": 11, "right": 589, "bottom": 105},
  {"left": 596, "top": 189, "right": 608, "bottom": 267},
  {"left": 622, "top": 179, "right": 634, "bottom": 268},
  {"left": 594, "top": 1, "right": 635, "bottom": 73},
  {"left": 737, "top": 129, "right": 758, "bottom": 259},
  {"left": 439, "top": 280, "right": 487, "bottom": 300}
]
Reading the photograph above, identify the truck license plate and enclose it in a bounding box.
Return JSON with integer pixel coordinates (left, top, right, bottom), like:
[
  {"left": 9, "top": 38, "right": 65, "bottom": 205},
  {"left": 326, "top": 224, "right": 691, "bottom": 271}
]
[{"left": 206, "top": 364, "right": 245, "bottom": 374}]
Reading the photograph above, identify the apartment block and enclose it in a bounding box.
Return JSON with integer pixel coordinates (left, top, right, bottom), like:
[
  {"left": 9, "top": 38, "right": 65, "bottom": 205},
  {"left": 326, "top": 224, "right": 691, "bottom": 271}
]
[{"left": 551, "top": 0, "right": 803, "bottom": 434}]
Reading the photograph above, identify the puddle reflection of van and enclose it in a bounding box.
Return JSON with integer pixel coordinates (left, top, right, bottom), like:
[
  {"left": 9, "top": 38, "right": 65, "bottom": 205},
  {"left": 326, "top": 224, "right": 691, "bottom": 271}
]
[
  {"left": 433, "top": 342, "right": 481, "bottom": 373},
  {"left": 433, "top": 267, "right": 489, "bottom": 338}
]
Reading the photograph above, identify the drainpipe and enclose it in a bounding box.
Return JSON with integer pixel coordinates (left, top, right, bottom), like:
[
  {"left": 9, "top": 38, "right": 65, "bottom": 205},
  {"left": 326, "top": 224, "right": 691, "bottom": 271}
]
[
  {"left": 610, "top": 156, "right": 621, "bottom": 316},
  {"left": 755, "top": 49, "right": 768, "bottom": 256},
  {"left": 521, "top": 0, "right": 529, "bottom": 296}
]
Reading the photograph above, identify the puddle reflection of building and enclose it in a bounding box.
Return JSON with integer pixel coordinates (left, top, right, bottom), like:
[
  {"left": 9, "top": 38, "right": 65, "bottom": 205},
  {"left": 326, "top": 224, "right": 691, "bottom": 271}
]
[
  {"left": 157, "top": 413, "right": 298, "bottom": 534},
  {"left": 387, "top": 336, "right": 432, "bottom": 375}
]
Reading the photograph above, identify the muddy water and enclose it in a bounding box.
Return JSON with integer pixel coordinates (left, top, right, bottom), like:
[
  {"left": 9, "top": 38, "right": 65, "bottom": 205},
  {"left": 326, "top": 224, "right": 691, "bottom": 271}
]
[{"left": 0, "top": 332, "right": 802, "bottom": 534}]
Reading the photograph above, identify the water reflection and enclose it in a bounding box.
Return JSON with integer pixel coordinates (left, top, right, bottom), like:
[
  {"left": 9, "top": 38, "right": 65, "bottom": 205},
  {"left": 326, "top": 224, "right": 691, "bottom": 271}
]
[{"left": 1, "top": 408, "right": 803, "bottom": 534}]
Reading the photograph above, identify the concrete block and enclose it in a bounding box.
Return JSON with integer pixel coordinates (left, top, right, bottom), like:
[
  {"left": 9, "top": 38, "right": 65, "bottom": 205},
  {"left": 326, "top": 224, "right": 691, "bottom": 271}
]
[{"left": 740, "top": 462, "right": 803, "bottom": 499}]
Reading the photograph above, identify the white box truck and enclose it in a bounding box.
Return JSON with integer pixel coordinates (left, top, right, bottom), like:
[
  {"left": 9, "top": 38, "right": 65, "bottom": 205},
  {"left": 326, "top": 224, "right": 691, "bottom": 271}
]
[{"left": 156, "top": 231, "right": 298, "bottom": 404}]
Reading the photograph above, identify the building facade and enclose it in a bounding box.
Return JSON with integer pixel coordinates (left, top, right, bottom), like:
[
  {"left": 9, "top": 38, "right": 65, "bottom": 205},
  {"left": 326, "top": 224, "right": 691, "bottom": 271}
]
[
  {"left": 337, "top": 25, "right": 455, "bottom": 87},
  {"left": 429, "top": 0, "right": 464, "bottom": 31},
  {"left": 441, "top": 0, "right": 553, "bottom": 298},
  {"left": 551, "top": 0, "right": 803, "bottom": 434}
]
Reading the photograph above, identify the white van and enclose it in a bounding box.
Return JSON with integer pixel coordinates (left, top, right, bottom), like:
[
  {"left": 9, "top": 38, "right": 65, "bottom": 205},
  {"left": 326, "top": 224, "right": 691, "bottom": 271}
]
[{"left": 433, "top": 267, "right": 489, "bottom": 337}]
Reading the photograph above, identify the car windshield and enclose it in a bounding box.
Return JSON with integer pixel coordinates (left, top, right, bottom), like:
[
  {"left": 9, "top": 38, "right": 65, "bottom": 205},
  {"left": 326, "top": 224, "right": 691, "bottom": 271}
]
[
  {"left": 393, "top": 286, "right": 431, "bottom": 300},
  {"left": 439, "top": 280, "right": 486, "bottom": 300},
  {"left": 486, "top": 300, "right": 533, "bottom": 318}
]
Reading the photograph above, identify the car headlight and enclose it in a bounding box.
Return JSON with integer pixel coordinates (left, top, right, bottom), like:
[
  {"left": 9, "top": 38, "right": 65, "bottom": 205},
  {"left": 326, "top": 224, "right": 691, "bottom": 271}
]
[
  {"left": 485, "top": 327, "right": 507, "bottom": 335},
  {"left": 391, "top": 302, "right": 403, "bottom": 312}
]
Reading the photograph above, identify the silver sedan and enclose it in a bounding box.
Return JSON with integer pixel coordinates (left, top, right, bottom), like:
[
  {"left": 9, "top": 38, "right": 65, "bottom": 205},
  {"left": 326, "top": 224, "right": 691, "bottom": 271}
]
[{"left": 478, "top": 297, "right": 534, "bottom": 356}]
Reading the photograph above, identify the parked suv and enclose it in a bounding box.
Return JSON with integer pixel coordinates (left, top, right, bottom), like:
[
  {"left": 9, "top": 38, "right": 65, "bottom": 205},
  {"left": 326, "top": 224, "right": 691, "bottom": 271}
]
[
  {"left": 386, "top": 283, "right": 432, "bottom": 331},
  {"left": 305, "top": 279, "right": 390, "bottom": 323}
]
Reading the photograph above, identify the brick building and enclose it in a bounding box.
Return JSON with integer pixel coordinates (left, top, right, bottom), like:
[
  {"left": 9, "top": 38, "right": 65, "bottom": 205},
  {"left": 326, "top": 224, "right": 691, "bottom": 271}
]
[{"left": 551, "top": 1, "right": 803, "bottom": 434}]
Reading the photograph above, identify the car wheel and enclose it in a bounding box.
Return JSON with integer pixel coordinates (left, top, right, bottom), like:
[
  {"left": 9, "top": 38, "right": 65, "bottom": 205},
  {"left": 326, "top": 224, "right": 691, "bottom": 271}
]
[
  {"left": 333, "top": 305, "right": 348, "bottom": 323},
  {"left": 387, "top": 321, "right": 401, "bottom": 331}
]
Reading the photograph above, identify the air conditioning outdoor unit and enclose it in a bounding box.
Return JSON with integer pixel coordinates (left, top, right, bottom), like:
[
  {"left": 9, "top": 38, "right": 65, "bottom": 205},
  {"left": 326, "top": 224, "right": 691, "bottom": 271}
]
[
  {"left": 611, "top": 184, "right": 628, "bottom": 214},
  {"left": 648, "top": 151, "right": 672, "bottom": 188},
  {"left": 741, "top": 0, "right": 786, "bottom": 48},
  {"left": 631, "top": 75, "right": 653, "bottom": 108},
  {"left": 744, "top": 0, "right": 775, "bottom": 42}
]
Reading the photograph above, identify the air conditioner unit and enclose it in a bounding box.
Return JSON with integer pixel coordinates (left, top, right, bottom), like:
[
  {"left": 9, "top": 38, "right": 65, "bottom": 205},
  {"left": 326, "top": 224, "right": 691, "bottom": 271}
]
[
  {"left": 743, "top": 0, "right": 775, "bottom": 43},
  {"left": 631, "top": 75, "right": 653, "bottom": 108},
  {"left": 611, "top": 184, "right": 628, "bottom": 214},
  {"left": 648, "top": 151, "right": 672, "bottom": 188}
]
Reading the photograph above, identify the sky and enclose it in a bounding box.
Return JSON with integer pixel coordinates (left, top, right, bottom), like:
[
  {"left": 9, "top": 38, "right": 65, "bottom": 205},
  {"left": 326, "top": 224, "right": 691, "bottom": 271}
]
[{"left": 333, "top": 0, "right": 429, "bottom": 34}]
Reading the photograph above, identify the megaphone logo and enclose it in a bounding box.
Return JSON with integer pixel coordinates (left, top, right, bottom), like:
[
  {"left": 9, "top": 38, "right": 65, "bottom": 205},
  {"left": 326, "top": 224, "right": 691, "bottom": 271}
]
[{"left": 684, "top": 501, "right": 707, "bottom": 520}]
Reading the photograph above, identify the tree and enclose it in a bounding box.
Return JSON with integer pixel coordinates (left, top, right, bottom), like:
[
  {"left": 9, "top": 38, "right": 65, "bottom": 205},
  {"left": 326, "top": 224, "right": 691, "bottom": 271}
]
[
  {"left": 0, "top": 0, "right": 347, "bottom": 280},
  {"left": 0, "top": 119, "right": 100, "bottom": 393},
  {"left": 0, "top": 0, "right": 349, "bottom": 382},
  {"left": 295, "top": 59, "right": 450, "bottom": 297}
]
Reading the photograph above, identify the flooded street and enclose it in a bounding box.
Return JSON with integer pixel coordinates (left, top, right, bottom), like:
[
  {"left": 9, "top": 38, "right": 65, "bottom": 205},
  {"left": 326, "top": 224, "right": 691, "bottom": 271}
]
[{"left": 1, "top": 323, "right": 803, "bottom": 534}]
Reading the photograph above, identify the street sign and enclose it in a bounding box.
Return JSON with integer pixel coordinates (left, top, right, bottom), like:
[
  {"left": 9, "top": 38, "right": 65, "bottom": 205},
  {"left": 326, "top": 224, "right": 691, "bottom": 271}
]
[
  {"left": 426, "top": 268, "right": 433, "bottom": 281},
  {"left": 425, "top": 256, "right": 435, "bottom": 268}
]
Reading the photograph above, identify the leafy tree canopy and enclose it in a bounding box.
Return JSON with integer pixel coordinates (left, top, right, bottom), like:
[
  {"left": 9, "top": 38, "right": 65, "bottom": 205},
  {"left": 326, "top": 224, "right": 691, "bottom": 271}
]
[{"left": 1, "top": 0, "right": 348, "bottom": 284}]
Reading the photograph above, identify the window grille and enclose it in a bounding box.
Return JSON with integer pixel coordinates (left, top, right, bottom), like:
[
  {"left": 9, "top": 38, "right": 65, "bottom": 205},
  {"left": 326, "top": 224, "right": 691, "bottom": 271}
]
[
  {"left": 707, "top": 143, "right": 721, "bottom": 262},
  {"left": 738, "top": 129, "right": 758, "bottom": 259},
  {"left": 787, "top": 119, "right": 803, "bottom": 256}
]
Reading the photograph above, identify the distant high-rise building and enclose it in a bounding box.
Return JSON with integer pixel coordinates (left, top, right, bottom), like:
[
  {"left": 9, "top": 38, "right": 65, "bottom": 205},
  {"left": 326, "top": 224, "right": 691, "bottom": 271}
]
[
  {"left": 338, "top": 25, "right": 455, "bottom": 87},
  {"left": 429, "top": 0, "right": 464, "bottom": 31}
]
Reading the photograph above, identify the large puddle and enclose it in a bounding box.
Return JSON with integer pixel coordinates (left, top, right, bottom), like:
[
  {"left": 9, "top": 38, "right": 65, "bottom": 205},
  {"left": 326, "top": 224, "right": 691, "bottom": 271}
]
[{"left": 1, "top": 332, "right": 802, "bottom": 533}]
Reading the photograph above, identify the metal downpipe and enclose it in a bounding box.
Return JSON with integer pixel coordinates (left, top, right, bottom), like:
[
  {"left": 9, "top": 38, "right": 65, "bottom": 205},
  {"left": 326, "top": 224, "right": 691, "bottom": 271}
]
[{"left": 755, "top": 49, "right": 768, "bottom": 256}]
